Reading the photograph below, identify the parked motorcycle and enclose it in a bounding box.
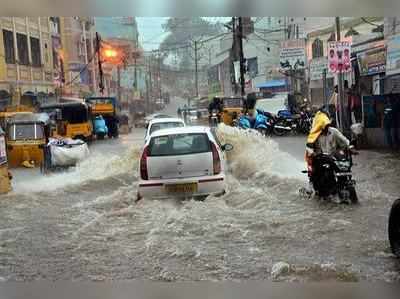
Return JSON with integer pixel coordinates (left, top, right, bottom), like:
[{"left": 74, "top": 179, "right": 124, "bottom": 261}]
[
  {"left": 302, "top": 147, "right": 358, "bottom": 203},
  {"left": 296, "top": 107, "right": 313, "bottom": 134},
  {"left": 388, "top": 198, "right": 400, "bottom": 257},
  {"left": 236, "top": 110, "right": 271, "bottom": 135},
  {"left": 273, "top": 110, "right": 297, "bottom": 136}
]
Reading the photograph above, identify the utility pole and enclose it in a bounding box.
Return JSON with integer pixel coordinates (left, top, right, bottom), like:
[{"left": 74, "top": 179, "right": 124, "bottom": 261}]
[
  {"left": 323, "top": 68, "right": 328, "bottom": 106},
  {"left": 238, "top": 17, "right": 246, "bottom": 96},
  {"left": 336, "top": 16, "right": 345, "bottom": 132},
  {"left": 158, "top": 51, "right": 162, "bottom": 100},
  {"left": 134, "top": 39, "right": 138, "bottom": 92},
  {"left": 95, "top": 32, "right": 104, "bottom": 94},
  {"left": 117, "top": 65, "right": 121, "bottom": 101},
  {"left": 194, "top": 40, "right": 199, "bottom": 98}
]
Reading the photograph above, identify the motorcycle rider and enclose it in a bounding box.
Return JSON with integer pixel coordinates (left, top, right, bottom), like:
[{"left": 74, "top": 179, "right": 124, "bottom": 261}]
[
  {"left": 306, "top": 106, "right": 350, "bottom": 157},
  {"left": 304, "top": 106, "right": 351, "bottom": 195},
  {"left": 208, "top": 97, "right": 222, "bottom": 125}
]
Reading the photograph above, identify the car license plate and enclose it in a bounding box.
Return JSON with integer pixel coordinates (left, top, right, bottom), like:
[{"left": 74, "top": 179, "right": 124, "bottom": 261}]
[{"left": 165, "top": 183, "right": 198, "bottom": 194}]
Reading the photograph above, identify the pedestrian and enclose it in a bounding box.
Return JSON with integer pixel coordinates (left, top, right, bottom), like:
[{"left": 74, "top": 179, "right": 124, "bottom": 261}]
[
  {"left": 343, "top": 80, "right": 351, "bottom": 129},
  {"left": 329, "top": 85, "right": 339, "bottom": 127},
  {"left": 350, "top": 84, "right": 362, "bottom": 123},
  {"left": 177, "top": 107, "right": 182, "bottom": 117},
  {"left": 182, "top": 107, "right": 188, "bottom": 123},
  {"left": 383, "top": 99, "right": 394, "bottom": 149}
]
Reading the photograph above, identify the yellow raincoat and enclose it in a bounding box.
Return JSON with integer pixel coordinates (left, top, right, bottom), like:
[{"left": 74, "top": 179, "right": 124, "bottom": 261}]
[
  {"left": 305, "top": 111, "right": 331, "bottom": 167},
  {"left": 307, "top": 111, "right": 331, "bottom": 144}
]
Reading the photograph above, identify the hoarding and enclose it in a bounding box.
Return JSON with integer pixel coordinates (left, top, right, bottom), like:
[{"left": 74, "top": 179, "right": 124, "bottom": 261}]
[
  {"left": 328, "top": 41, "right": 352, "bottom": 73},
  {"left": 309, "top": 57, "right": 334, "bottom": 81},
  {"left": 280, "top": 39, "right": 306, "bottom": 70},
  {"left": 386, "top": 34, "right": 400, "bottom": 76},
  {"left": 357, "top": 46, "right": 386, "bottom": 76}
]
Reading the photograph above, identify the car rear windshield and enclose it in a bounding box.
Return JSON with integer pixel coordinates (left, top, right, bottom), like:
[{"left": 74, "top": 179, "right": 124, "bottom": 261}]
[
  {"left": 150, "top": 122, "right": 184, "bottom": 135},
  {"left": 148, "top": 133, "right": 211, "bottom": 156}
]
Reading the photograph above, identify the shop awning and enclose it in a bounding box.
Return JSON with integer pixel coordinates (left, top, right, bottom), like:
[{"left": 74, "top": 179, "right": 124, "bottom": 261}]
[{"left": 255, "top": 79, "right": 287, "bottom": 89}]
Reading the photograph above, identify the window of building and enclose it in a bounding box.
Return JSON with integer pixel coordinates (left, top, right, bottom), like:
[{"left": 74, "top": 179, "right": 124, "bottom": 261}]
[
  {"left": 30, "top": 37, "right": 41, "bottom": 67},
  {"left": 17, "top": 33, "right": 29, "bottom": 65},
  {"left": 2, "top": 30, "right": 15, "bottom": 64},
  {"left": 312, "top": 38, "right": 324, "bottom": 59}
]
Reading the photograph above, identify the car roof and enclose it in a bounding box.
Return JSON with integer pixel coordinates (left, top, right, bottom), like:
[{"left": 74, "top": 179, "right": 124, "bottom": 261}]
[
  {"left": 149, "top": 117, "right": 184, "bottom": 125},
  {"left": 149, "top": 126, "right": 210, "bottom": 138}
]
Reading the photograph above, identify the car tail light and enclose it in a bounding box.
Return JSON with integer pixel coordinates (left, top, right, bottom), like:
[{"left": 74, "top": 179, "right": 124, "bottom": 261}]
[
  {"left": 210, "top": 142, "right": 221, "bottom": 175},
  {"left": 140, "top": 146, "right": 149, "bottom": 180}
]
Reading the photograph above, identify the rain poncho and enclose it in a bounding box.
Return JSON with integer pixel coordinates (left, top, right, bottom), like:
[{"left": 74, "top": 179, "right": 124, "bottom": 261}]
[
  {"left": 306, "top": 111, "right": 349, "bottom": 156},
  {"left": 307, "top": 111, "right": 331, "bottom": 144}
]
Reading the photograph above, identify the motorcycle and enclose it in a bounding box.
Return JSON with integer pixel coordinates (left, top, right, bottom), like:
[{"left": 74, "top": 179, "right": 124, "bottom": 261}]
[
  {"left": 388, "top": 198, "right": 400, "bottom": 257},
  {"left": 272, "top": 109, "right": 296, "bottom": 136},
  {"left": 302, "top": 147, "right": 358, "bottom": 203},
  {"left": 236, "top": 110, "right": 271, "bottom": 135},
  {"left": 209, "top": 110, "right": 219, "bottom": 128},
  {"left": 296, "top": 107, "right": 313, "bottom": 134}
]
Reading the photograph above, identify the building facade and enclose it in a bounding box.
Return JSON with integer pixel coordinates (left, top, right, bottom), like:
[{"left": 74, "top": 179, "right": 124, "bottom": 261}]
[
  {"left": 0, "top": 17, "right": 55, "bottom": 108},
  {"left": 57, "top": 17, "right": 97, "bottom": 98}
]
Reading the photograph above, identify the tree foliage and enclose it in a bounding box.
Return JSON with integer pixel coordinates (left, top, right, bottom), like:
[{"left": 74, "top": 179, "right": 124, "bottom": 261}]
[{"left": 159, "top": 18, "right": 223, "bottom": 69}]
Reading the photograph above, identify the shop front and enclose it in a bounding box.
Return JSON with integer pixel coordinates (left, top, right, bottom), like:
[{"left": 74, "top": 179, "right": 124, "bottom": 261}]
[
  {"left": 353, "top": 39, "right": 386, "bottom": 96},
  {"left": 362, "top": 94, "right": 400, "bottom": 148}
]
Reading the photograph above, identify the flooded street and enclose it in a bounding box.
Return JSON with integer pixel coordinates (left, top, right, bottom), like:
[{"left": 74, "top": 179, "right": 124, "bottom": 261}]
[{"left": 1, "top": 113, "right": 399, "bottom": 282}]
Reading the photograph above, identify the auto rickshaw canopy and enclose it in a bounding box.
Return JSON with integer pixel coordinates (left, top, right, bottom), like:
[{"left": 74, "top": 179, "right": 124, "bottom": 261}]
[{"left": 40, "top": 102, "right": 90, "bottom": 124}]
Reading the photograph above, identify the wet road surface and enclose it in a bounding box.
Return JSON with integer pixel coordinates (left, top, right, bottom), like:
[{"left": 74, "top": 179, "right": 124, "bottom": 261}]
[{"left": 0, "top": 104, "right": 400, "bottom": 282}]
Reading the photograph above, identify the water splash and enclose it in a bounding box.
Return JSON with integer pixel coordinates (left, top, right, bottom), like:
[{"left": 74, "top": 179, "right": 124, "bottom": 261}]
[
  {"left": 217, "top": 124, "right": 306, "bottom": 181},
  {"left": 11, "top": 146, "right": 141, "bottom": 194}
]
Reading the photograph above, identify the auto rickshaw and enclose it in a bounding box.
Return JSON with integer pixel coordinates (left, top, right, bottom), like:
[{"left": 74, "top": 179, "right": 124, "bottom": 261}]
[
  {"left": 220, "top": 96, "right": 245, "bottom": 126},
  {"left": 4, "top": 112, "right": 50, "bottom": 168},
  {"left": 0, "top": 127, "right": 12, "bottom": 194},
  {"left": 39, "top": 102, "right": 93, "bottom": 141}
]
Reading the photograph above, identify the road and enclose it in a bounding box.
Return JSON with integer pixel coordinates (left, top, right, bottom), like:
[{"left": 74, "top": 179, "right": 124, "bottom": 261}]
[{"left": 0, "top": 99, "right": 399, "bottom": 282}]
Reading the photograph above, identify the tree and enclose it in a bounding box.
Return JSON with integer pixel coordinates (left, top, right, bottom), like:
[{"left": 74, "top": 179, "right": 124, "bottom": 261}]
[{"left": 160, "top": 17, "right": 223, "bottom": 69}]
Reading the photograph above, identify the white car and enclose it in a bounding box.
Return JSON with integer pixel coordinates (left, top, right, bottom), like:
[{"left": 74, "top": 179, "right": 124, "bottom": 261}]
[
  {"left": 145, "top": 118, "right": 186, "bottom": 143},
  {"left": 137, "top": 126, "right": 233, "bottom": 201}
]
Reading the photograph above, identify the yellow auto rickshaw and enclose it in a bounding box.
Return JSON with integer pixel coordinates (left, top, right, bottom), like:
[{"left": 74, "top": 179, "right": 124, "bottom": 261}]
[
  {"left": 221, "top": 96, "right": 245, "bottom": 126},
  {"left": 39, "top": 102, "right": 93, "bottom": 141},
  {"left": 4, "top": 112, "right": 50, "bottom": 168},
  {"left": 0, "top": 127, "right": 12, "bottom": 194}
]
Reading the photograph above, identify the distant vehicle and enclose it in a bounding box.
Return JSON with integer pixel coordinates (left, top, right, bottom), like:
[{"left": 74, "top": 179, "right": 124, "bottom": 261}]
[
  {"left": 137, "top": 126, "right": 233, "bottom": 201},
  {"left": 145, "top": 117, "right": 185, "bottom": 143},
  {"left": 93, "top": 115, "right": 108, "bottom": 140},
  {"left": 255, "top": 94, "right": 288, "bottom": 115},
  {"left": 389, "top": 199, "right": 400, "bottom": 257},
  {"left": 39, "top": 101, "right": 93, "bottom": 141},
  {"left": 144, "top": 113, "right": 174, "bottom": 127},
  {"left": 85, "top": 97, "right": 119, "bottom": 139}
]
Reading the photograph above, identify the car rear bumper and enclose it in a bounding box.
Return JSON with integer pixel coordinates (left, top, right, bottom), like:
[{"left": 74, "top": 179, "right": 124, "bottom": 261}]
[{"left": 138, "top": 175, "right": 226, "bottom": 199}]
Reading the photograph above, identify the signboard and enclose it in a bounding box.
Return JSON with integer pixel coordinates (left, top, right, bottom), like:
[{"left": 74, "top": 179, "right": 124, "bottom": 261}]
[
  {"left": 357, "top": 46, "right": 386, "bottom": 76},
  {"left": 279, "top": 39, "right": 306, "bottom": 70},
  {"left": 386, "top": 34, "right": 400, "bottom": 76},
  {"left": 328, "top": 41, "right": 352, "bottom": 73},
  {"left": 0, "top": 135, "right": 7, "bottom": 165},
  {"left": 309, "top": 57, "right": 334, "bottom": 81}
]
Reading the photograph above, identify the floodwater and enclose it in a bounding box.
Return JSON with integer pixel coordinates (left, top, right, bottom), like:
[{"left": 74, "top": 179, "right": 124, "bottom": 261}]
[{"left": 0, "top": 123, "right": 399, "bottom": 282}]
